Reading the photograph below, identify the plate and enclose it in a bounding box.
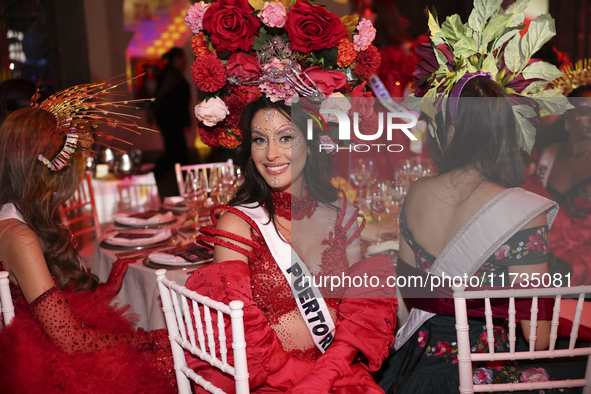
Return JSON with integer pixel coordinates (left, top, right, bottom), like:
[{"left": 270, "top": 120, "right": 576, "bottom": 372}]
[
  {"left": 100, "top": 228, "right": 172, "bottom": 249},
  {"left": 161, "top": 203, "right": 189, "bottom": 212},
  {"left": 114, "top": 211, "right": 177, "bottom": 228},
  {"left": 147, "top": 243, "right": 214, "bottom": 267},
  {"left": 142, "top": 258, "right": 209, "bottom": 270},
  {"left": 100, "top": 237, "right": 173, "bottom": 251}
]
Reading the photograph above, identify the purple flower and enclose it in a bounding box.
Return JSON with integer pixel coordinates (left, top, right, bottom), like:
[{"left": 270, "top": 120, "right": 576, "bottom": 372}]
[
  {"left": 411, "top": 42, "right": 455, "bottom": 97},
  {"left": 520, "top": 367, "right": 549, "bottom": 383},
  {"left": 473, "top": 367, "right": 493, "bottom": 385}
]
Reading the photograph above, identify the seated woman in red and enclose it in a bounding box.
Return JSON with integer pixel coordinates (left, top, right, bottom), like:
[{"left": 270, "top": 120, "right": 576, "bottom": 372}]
[
  {"left": 0, "top": 86, "right": 174, "bottom": 393},
  {"left": 188, "top": 97, "right": 398, "bottom": 393}
]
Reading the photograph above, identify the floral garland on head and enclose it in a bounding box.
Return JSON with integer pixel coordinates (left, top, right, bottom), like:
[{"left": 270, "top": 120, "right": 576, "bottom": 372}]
[
  {"left": 402, "top": 0, "right": 572, "bottom": 154},
  {"left": 185, "top": 0, "right": 381, "bottom": 148}
]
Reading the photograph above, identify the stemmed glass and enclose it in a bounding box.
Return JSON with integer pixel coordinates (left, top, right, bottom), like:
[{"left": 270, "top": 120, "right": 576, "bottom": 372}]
[
  {"left": 350, "top": 158, "right": 377, "bottom": 202},
  {"left": 210, "top": 166, "right": 236, "bottom": 205},
  {"left": 366, "top": 179, "right": 390, "bottom": 245},
  {"left": 184, "top": 170, "right": 206, "bottom": 230},
  {"left": 387, "top": 176, "right": 410, "bottom": 238}
]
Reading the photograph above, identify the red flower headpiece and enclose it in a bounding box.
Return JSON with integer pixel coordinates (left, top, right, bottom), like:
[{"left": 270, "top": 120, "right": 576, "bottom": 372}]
[{"left": 185, "top": 0, "right": 381, "bottom": 148}]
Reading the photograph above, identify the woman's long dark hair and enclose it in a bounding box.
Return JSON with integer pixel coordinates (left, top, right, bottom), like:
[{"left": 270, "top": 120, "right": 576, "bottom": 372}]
[
  {"left": 230, "top": 97, "right": 338, "bottom": 225},
  {"left": 425, "top": 76, "right": 524, "bottom": 187},
  {"left": 0, "top": 108, "right": 99, "bottom": 291}
]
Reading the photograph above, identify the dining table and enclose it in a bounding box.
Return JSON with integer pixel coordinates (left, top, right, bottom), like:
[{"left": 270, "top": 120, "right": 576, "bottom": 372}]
[{"left": 93, "top": 212, "right": 208, "bottom": 331}]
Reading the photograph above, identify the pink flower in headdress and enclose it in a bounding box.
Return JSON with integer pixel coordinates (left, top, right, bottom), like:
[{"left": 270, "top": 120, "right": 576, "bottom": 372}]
[
  {"left": 194, "top": 97, "right": 229, "bottom": 127},
  {"left": 259, "top": 58, "right": 296, "bottom": 104},
  {"left": 185, "top": 1, "right": 210, "bottom": 33},
  {"left": 353, "top": 19, "right": 376, "bottom": 52},
  {"left": 259, "top": 1, "right": 287, "bottom": 28}
]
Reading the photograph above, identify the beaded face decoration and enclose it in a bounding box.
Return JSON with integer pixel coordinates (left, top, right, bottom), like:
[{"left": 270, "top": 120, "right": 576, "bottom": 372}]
[{"left": 34, "top": 76, "right": 156, "bottom": 171}]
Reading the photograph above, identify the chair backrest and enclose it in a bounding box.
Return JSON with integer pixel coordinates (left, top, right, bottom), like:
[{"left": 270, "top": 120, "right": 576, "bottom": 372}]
[
  {"left": 453, "top": 285, "right": 591, "bottom": 393},
  {"left": 116, "top": 183, "right": 160, "bottom": 212},
  {"left": 155, "top": 269, "right": 249, "bottom": 394},
  {"left": 175, "top": 160, "right": 234, "bottom": 196},
  {"left": 0, "top": 271, "right": 15, "bottom": 328},
  {"left": 58, "top": 172, "right": 102, "bottom": 244}
]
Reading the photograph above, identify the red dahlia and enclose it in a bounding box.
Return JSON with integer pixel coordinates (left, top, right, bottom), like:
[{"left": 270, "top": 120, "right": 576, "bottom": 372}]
[
  {"left": 191, "top": 54, "right": 227, "bottom": 92},
  {"left": 355, "top": 45, "right": 381, "bottom": 80},
  {"left": 198, "top": 126, "right": 221, "bottom": 147}
]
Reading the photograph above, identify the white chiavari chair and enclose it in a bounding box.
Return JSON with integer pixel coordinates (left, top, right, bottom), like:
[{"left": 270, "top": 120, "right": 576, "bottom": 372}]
[
  {"left": 155, "top": 269, "right": 249, "bottom": 394},
  {"left": 175, "top": 160, "right": 234, "bottom": 197},
  {"left": 454, "top": 285, "right": 591, "bottom": 393},
  {"left": 0, "top": 271, "right": 15, "bottom": 328}
]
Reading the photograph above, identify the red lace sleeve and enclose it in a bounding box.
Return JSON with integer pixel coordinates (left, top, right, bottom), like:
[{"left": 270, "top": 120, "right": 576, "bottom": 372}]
[{"left": 29, "top": 285, "right": 153, "bottom": 355}]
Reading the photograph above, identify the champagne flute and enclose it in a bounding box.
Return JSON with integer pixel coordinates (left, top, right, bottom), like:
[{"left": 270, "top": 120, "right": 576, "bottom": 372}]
[
  {"left": 366, "top": 180, "right": 390, "bottom": 245},
  {"left": 387, "top": 176, "right": 410, "bottom": 238},
  {"left": 184, "top": 171, "right": 206, "bottom": 230}
]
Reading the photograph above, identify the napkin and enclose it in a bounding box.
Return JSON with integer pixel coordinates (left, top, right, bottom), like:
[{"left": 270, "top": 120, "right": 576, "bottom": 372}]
[
  {"left": 114, "top": 211, "right": 175, "bottom": 226},
  {"left": 104, "top": 228, "right": 171, "bottom": 246}
]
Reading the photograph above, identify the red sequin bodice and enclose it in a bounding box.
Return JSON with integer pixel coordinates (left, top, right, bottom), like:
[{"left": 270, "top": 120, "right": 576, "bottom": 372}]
[{"left": 198, "top": 193, "right": 363, "bottom": 360}]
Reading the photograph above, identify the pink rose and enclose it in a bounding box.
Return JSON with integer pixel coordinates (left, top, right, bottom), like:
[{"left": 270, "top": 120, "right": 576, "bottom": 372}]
[
  {"left": 520, "top": 367, "right": 549, "bottom": 383},
  {"left": 194, "top": 97, "right": 229, "bottom": 127},
  {"left": 226, "top": 53, "right": 260, "bottom": 79},
  {"left": 185, "top": 1, "right": 210, "bottom": 33},
  {"left": 494, "top": 244, "right": 511, "bottom": 261},
  {"left": 304, "top": 66, "right": 347, "bottom": 97},
  {"left": 353, "top": 18, "right": 376, "bottom": 51},
  {"left": 258, "top": 1, "right": 287, "bottom": 28}
]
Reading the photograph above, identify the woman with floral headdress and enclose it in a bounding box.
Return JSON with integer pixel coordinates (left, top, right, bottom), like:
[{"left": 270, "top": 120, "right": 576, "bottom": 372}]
[
  {"left": 376, "top": 1, "right": 587, "bottom": 393},
  {"left": 0, "top": 82, "right": 175, "bottom": 393},
  {"left": 184, "top": 0, "right": 396, "bottom": 391}
]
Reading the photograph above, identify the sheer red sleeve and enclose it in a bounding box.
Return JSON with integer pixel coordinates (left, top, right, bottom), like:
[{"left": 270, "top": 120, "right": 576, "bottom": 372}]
[{"left": 28, "top": 285, "right": 155, "bottom": 355}]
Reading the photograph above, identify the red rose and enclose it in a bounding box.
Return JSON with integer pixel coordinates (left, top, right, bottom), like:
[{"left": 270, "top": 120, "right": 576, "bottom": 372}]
[
  {"left": 232, "top": 85, "right": 261, "bottom": 104},
  {"left": 202, "top": 0, "right": 261, "bottom": 52},
  {"left": 226, "top": 53, "right": 260, "bottom": 79},
  {"left": 285, "top": 0, "right": 346, "bottom": 54},
  {"left": 304, "top": 66, "right": 347, "bottom": 97},
  {"left": 350, "top": 81, "right": 373, "bottom": 97}
]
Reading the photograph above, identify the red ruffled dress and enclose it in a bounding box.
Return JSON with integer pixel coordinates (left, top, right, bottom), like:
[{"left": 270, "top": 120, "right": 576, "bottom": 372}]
[
  {"left": 0, "top": 258, "right": 176, "bottom": 394},
  {"left": 189, "top": 191, "right": 398, "bottom": 393}
]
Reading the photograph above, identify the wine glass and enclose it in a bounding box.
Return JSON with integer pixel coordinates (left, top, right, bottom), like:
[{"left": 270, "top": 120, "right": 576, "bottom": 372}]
[
  {"left": 184, "top": 171, "right": 206, "bottom": 230},
  {"left": 366, "top": 179, "right": 390, "bottom": 245},
  {"left": 350, "top": 158, "right": 377, "bottom": 201},
  {"left": 387, "top": 176, "right": 410, "bottom": 238}
]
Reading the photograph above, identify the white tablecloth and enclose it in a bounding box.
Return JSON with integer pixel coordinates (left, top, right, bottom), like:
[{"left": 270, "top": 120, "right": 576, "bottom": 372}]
[
  {"left": 91, "top": 172, "right": 158, "bottom": 224},
  {"left": 93, "top": 235, "right": 195, "bottom": 331}
]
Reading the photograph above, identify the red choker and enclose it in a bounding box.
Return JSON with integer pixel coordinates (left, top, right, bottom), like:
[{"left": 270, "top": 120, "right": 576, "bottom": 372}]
[{"left": 269, "top": 190, "right": 318, "bottom": 220}]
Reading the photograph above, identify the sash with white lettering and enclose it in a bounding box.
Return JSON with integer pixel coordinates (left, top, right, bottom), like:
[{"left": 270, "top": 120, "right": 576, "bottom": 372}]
[
  {"left": 394, "top": 188, "right": 558, "bottom": 350},
  {"left": 234, "top": 204, "right": 336, "bottom": 353},
  {"left": 368, "top": 75, "right": 414, "bottom": 114},
  {"left": 536, "top": 144, "right": 560, "bottom": 187}
]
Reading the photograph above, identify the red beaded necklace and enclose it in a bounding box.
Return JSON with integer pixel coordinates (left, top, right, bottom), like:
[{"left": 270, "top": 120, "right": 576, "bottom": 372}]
[{"left": 269, "top": 189, "right": 318, "bottom": 220}]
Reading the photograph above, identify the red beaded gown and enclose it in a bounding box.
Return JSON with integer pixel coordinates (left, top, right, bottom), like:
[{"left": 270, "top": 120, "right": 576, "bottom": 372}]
[
  {"left": 0, "top": 204, "right": 175, "bottom": 394},
  {"left": 189, "top": 191, "right": 398, "bottom": 393}
]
